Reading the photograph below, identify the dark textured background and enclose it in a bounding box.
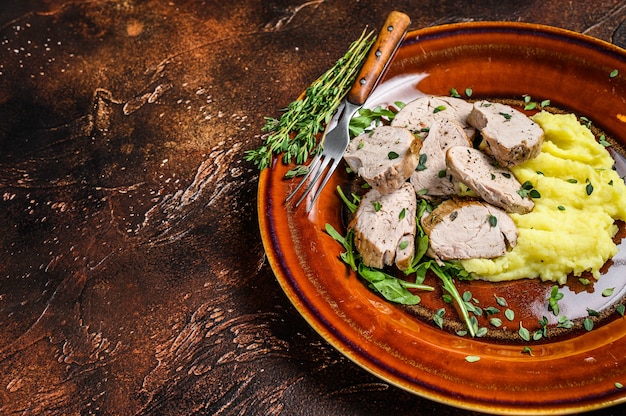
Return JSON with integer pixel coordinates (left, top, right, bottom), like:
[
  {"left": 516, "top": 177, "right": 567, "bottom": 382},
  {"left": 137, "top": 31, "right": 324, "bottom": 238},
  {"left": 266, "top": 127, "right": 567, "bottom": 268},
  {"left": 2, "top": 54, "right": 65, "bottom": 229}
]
[{"left": 1, "top": 1, "right": 626, "bottom": 414}]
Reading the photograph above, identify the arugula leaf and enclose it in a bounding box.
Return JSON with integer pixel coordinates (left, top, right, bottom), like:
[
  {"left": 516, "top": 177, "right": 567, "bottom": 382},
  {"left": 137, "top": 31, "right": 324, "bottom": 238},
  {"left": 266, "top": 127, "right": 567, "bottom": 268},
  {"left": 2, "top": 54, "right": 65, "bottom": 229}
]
[
  {"left": 358, "top": 263, "right": 433, "bottom": 305},
  {"left": 325, "top": 224, "right": 358, "bottom": 271}
]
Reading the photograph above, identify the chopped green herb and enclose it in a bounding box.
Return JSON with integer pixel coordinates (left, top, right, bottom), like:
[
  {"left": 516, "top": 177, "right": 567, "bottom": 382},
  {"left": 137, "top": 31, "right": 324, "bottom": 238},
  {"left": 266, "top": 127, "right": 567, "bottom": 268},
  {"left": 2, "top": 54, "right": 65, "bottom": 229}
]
[
  {"left": 373, "top": 201, "right": 382, "bottom": 212},
  {"left": 522, "top": 346, "right": 533, "bottom": 356},
  {"left": 465, "top": 88, "right": 473, "bottom": 97},
  {"left": 583, "top": 317, "right": 594, "bottom": 331},
  {"left": 484, "top": 306, "right": 500, "bottom": 316},
  {"left": 433, "top": 105, "right": 446, "bottom": 113},
  {"left": 284, "top": 165, "right": 310, "bottom": 179},
  {"left": 519, "top": 322, "right": 531, "bottom": 341},
  {"left": 388, "top": 151, "right": 399, "bottom": 160},
  {"left": 567, "top": 178, "right": 578, "bottom": 184},
  {"left": 505, "top": 308, "right": 515, "bottom": 321},
  {"left": 557, "top": 205, "right": 566, "bottom": 211},
  {"left": 433, "top": 308, "right": 445, "bottom": 329},
  {"left": 579, "top": 278, "right": 590, "bottom": 286},
  {"left": 399, "top": 240, "right": 409, "bottom": 250},
  {"left": 449, "top": 87, "right": 461, "bottom": 98},
  {"left": 610, "top": 69, "right": 619, "bottom": 78},
  {"left": 599, "top": 134, "right": 611, "bottom": 147},
  {"left": 524, "top": 102, "right": 537, "bottom": 111},
  {"left": 438, "top": 169, "right": 447, "bottom": 178},
  {"left": 529, "top": 189, "right": 541, "bottom": 199},
  {"left": 499, "top": 112, "right": 512, "bottom": 121},
  {"left": 488, "top": 215, "right": 498, "bottom": 227},
  {"left": 616, "top": 382, "right": 624, "bottom": 389},
  {"left": 399, "top": 208, "right": 406, "bottom": 220},
  {"left": 490, "top": 317, "right": 503, "bottom": 327},
  {"left": 602, "top": 287, "right": 615, "bottom": 297},
  {"left": 617, "top": 304, "right": 625, "bottom": 317},
  {"left": 557, "top": 316, "right": 574, "bottom": 329},
  {"left": 495, "top": 295, "right": 508, "bottom": 307},
  {"left": 246, "top": 30, "right": 376, "bottom": 169},
  {"left": 416, "top": 153, "right": 428, "bottom": 171},
  {"left": 547, "top": 285, "right": 564, "bottom": 316},
  {"left": 465, "top": 355, "right": 481, "bottom": 363},
  {"left": 586, "top": 180, "right": 594, "bottom": 196}
]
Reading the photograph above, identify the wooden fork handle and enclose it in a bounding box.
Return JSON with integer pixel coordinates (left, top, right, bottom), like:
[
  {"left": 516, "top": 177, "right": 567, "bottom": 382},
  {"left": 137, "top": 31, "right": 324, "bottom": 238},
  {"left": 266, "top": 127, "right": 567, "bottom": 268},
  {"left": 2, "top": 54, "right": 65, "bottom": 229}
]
[{"left": 347, "top": 11, "right": 411, "bottom": 106}]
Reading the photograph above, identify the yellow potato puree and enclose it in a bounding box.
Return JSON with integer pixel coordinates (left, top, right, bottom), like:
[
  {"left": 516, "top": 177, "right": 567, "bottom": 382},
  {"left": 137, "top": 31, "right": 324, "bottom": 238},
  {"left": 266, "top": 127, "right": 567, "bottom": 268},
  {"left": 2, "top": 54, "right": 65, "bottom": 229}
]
[{"left": 461, "top": 111, "right": 626, "bottom": 284}]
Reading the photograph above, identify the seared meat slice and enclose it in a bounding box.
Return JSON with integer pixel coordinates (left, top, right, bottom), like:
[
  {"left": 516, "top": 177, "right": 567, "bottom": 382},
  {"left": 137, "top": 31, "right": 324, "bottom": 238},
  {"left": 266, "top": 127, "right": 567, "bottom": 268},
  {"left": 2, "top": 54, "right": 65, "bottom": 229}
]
[
  {"left": 391, "top": 95, "right": 475, "bottom": 140},
  {"left": 409, "top": 119, "right": 471, "bottom": 199},
  {"left": 350, "top": 183, "right": 417, "bottom": 271},
  {"left": 468, "top": 100, "right": 544, "bottom": 167},
  {"left": 446, "top": 146, "right": 534, "bottom": 214},
  {"left": 344, "top": 126, "right": 421, "bottom": 195},
  {"left": 421, "top": 199, "right": 518, "bottom": 262}
]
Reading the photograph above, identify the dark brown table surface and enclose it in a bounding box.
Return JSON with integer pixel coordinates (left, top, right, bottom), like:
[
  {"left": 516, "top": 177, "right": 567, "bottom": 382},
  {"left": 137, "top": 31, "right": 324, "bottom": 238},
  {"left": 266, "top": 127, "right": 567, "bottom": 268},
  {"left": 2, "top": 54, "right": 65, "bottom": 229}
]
[{"left": 2, "top": 1, "right": 626, "bottom": 415}]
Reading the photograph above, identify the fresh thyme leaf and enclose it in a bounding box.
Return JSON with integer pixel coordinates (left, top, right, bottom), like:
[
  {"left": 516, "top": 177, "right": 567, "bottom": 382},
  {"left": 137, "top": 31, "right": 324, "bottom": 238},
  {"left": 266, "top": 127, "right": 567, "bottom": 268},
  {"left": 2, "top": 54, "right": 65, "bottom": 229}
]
[
  {"left": 494, "top": 295, "right": 508, "bottom": 307},
  {"left": 518, "top": 322, "right": 531, "bottom": 341},
  {"left": 245, "top": 30, "right": 376, "bottom": 170},
  {"left": 602, "top": 287, "right": 615, "bottom": 297},
  {"left": 433, "top": 308, "right": 445, "bottom": 329},
  {"left": 417, "top": 153, "right": 428, "bottom": 171},
  {"left": 547, "top": 285, "right": 563, "bottom": 316},
  {"left": 284, "top": 165, "right": 309, "bottom": 179},
  {"left": 505, "top": 308, "right": 515, "bottom": 321},
  {"left": 599, "top": 134, "right": 611, "bottom": 147}
]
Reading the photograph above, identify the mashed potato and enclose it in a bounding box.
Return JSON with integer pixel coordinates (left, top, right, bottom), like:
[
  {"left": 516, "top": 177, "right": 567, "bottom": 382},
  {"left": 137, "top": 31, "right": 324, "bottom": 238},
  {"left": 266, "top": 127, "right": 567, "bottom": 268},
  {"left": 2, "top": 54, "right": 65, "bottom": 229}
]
[{"left": 461, "top": 111, "right": 626, "bottom": 284}]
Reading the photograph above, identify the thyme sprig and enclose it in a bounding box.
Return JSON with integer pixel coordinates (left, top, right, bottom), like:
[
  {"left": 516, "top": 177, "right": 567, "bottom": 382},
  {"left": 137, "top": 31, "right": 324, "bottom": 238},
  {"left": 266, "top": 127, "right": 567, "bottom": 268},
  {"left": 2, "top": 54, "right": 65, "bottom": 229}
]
[{"left": 245, "top": 30, "right": 376, "bottom": 170}]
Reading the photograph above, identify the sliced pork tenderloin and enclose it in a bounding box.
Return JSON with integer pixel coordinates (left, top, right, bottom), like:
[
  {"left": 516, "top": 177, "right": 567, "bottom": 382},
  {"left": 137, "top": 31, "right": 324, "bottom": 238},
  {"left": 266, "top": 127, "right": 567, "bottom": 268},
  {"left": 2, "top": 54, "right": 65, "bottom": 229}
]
[
  {"left": 446, "top": 146, "right": 534, "bottom": 214},
  {"left": 391, "top": 95, "right": 475, "bottom": 140},
  {"left": 344, "top": 126, "right": 421, "bottom": 195},
  {"left": 467, "top": 100, "right": 544, "bottom": 167},
  {"left": 421, "top": 199, "right": 518, "bottom": 262},
  {"left": 350, "top": 182, "right": 417, "bottom": 271},
  {"left": 409, "top": 119, "right": 471, "bottom": 199}
]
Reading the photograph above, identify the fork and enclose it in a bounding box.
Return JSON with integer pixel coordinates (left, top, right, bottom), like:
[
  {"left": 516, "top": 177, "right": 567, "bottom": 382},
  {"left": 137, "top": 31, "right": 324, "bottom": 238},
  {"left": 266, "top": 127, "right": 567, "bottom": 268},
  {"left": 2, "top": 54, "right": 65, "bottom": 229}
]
[{"left": 285, "top": 11, "right": 411, "bottom": 212}]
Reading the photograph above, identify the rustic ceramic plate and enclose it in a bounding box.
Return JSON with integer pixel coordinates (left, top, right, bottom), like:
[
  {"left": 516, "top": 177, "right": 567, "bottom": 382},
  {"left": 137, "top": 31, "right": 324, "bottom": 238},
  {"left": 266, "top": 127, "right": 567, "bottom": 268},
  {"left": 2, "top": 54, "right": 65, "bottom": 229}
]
[{"left": 258, "top": 22, "right": 626, "bottom": 415}]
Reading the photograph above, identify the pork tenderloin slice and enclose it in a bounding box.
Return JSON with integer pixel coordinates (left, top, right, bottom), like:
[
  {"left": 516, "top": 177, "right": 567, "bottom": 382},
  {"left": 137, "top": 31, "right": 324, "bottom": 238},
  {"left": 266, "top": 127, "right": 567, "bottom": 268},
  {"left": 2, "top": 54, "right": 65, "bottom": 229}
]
[
  {"left": 446, "top": 146, "right": 534, "bottom": 214},
  {"left": 409, "top": 119, "right": 471, "bottom": 199},
  {"left": 421, "top": 199, "right": 517, "bottom": 261},
  {"left": 344, "top": 126, "right": 421, "bottom": 195},
  {"left": 350, "top": 183, "right": 417, "bottom": 271},
  {"left": 391, "top": 95, "right": 475, "bottom": 140},
  {"left": 467, "top": 100, "right": 544, "bottom": 167}
]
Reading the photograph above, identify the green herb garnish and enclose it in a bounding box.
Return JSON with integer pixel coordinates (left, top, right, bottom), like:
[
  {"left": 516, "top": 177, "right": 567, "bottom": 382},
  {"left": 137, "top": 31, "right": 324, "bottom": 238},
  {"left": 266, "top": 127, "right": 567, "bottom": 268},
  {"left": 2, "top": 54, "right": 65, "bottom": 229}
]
[{"left": 245, "top": 30, "right": 376, "bottom": 170}]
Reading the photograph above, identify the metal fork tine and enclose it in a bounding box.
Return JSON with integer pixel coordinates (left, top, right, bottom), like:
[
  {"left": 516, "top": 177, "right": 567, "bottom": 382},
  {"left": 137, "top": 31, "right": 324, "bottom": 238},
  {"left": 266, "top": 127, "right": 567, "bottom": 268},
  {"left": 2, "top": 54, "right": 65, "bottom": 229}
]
[
  {"left": 285, "top": 153, "right": 322, "bottom": 202},
  {"left": 305, "top": 157, "right": 340, "bottom": 212},
  {"left": 294, "top": 155, "right": 331, "bottom": 207}
]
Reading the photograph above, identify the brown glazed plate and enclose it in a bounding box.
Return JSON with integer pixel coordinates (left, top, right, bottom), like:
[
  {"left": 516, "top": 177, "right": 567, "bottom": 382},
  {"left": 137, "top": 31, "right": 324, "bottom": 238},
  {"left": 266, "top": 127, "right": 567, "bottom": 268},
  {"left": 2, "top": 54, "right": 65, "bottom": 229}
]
[{"left": 258, "top": 22, "right": 626, "bottom": 415}]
